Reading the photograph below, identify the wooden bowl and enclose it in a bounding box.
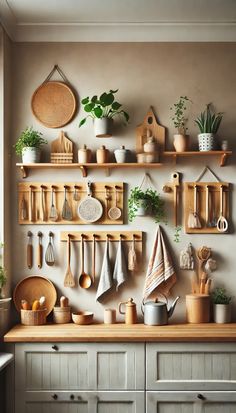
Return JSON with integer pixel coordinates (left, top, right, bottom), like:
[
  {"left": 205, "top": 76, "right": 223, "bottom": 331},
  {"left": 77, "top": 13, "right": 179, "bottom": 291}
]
[{"left": 72, "top": 311, "right": 94, "bottom": 325}]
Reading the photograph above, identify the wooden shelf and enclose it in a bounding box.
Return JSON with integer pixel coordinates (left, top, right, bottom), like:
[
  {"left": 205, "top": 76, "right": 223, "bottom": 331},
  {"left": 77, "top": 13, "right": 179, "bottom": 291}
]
[
  {"left": 16, "top": 162, "right": 163, "bottom": 178},
  {"left": 16, "top": 151, "right": 232, "bottom": 178},
  {"left": 163, "top": 151, "right": 232, "bottom": 166}
]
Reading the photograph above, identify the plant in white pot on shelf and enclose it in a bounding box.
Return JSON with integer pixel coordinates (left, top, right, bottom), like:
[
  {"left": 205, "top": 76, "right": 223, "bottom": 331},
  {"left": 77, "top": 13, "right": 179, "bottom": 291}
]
[
  {"left": 79, "top": 89, "right": 129, "bottom": 137},
  {"left": 211, "top": 287, "right": 232, "bottom": 324},
  {"left": 128, "top": 187, "right": 165, "bottom": 222},
  {"left": 195, "top": 103, "right": 223, "bottom": 151},
  {"left": 170, "top": 96, "right": 192, "bottom": 152},
  {"left": 14, "top": 127, "right": 47, "bottom": 163}
]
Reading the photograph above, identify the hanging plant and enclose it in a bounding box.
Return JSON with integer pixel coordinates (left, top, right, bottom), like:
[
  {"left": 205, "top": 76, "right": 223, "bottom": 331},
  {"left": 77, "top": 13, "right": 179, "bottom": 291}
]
[{"left": 128, "top": 186, "right": 165, "bottom": 223}]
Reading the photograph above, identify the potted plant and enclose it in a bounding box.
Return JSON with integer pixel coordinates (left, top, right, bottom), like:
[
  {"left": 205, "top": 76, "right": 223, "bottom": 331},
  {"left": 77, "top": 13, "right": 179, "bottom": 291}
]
[
  {"left": 14, "top": 127, "right": 47, "bottom": 163},
  {"left": 170, "top": 96, "right": 192, "bottom": 152},
  {"left": 79, "top": 89, "right": 129, "bottom": 137},
  {"left": 211, "top": 287, "right": 232, "bottom": 323},
  {"left": 128, "top": 187, "right": 165, "bottom": 222},
  {"left": 195, "top": 103, "right": 223, "bottom": 151},
  {"left": 0, "top": 265, "right": 7, "bottom": 299}
]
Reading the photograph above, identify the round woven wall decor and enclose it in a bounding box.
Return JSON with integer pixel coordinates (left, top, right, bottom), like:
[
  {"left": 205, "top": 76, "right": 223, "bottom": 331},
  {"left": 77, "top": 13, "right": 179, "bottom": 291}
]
[{"left": 31, "top": 81, "right": 76, "bottom": 128}]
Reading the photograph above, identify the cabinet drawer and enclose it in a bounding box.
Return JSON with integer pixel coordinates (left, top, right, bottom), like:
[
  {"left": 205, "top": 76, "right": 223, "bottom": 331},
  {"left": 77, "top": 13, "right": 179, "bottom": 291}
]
[
  {"left": 16, "top": 390, "right": 145, "bottom": 413},
  {"left": 147, "top": 391, "right": 236, "bottom": 413},
  {"left": 15, "top": 342, "right": 144, "bottom": 391},
  {"left": 146, "top": 343, "right": 236, "bottom": 390}
]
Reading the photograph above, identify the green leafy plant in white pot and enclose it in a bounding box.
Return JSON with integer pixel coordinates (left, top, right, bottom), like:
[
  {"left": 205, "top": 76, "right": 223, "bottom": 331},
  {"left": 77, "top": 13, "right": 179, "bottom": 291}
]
[
  {"left": 211, "top": 287, "right": 232, "bottom": 324},
  {"left": 195, "top": 103, "right": 223, "bottom": 151},
  {"left": 14, "top": 127, "right": 47, "bottom": 163},
  {"left": 79, "top": 89, "right": 129, "bottom": 137},
  {"left": 170, "top": 96, "right": 192, "bottom": 152},
  {"left": 128, "top": 187, "right": 165, "bottom": 222}
]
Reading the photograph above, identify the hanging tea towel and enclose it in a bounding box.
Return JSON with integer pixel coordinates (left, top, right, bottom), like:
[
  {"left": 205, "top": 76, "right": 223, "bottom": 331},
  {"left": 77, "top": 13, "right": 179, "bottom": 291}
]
[
  {"left": 143, "top": 225, "right": 177, "bottom": 300},
  {"left": 96, "top": 238, "right": 113, "bottom": 302},
  {"left": 113, "top": 238, "right": 128, "bottom": 290}
]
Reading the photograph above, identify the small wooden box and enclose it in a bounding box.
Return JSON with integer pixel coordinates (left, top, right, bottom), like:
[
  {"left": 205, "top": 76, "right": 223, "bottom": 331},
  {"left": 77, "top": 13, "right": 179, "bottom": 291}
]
[{"left": 53, "top": 306, "right": 71, "bottom": 324}]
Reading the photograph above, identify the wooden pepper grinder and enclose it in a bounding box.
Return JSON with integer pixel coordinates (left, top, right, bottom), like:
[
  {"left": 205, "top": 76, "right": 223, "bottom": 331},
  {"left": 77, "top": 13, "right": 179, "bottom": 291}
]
[
  {"left": 119, "top": 298, "right": 137, "bottom": 324},
  {"left": 96, "top": 145, "right": 110, "bottom": 164}
]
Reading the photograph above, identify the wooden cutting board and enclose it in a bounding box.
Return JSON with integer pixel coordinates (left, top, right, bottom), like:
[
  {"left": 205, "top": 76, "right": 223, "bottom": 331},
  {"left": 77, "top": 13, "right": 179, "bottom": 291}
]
[{"left": 136, "top": 107, "right": 166, "bottom": 153}]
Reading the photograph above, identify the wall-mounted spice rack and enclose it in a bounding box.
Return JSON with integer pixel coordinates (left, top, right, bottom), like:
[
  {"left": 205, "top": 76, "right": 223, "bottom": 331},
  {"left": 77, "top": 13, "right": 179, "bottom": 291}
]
[{"left": 18, "top": 182, "right": 124, "bottom": 225}]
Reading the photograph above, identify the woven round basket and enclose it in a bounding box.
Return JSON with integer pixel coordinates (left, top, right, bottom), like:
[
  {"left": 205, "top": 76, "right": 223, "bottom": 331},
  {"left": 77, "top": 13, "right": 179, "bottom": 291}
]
[
  {"left": 31, "top": 81, "right": 76, "bottom": 128},
  {"left": 21, "top": 309, "right": 47, "bottom": 326}
]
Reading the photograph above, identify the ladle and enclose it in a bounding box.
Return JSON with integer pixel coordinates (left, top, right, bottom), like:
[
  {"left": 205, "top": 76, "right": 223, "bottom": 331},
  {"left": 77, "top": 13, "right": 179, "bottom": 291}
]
[{"left": 79, "top": 235, "right": 92, "bottom": 289}]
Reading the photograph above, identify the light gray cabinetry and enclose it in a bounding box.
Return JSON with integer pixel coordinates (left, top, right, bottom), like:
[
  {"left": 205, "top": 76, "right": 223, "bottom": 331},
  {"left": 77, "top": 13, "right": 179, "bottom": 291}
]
[
  {"left": 147, "top": 391, "right": 236, "bottom": 413},
  {"left": 14, "top": 343, "right": 145, "bottom": 413},
  {"left": 146, "top": 342, "right": 236, "bottom": 391}
]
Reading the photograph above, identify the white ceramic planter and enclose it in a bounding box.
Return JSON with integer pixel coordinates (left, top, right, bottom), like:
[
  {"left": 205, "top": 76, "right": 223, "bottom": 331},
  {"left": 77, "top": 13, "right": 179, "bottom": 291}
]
[
  {"left": 94, "top": 117, "right": 113, "bottom": 137},
  {"left": 173, "top": 134, "right": 189, "bottom": 152},
  {"left": 213, "top": 304, "right": 231, "bottom": 323},
  {"left": 198, "top": 133, "right": 215, "bottom": 151},
  {"left": 135, "top": 199, "right": 148, "bottom": 216},
  {"left": 22, "top": 147, "right": 41, "bottom": 163}
]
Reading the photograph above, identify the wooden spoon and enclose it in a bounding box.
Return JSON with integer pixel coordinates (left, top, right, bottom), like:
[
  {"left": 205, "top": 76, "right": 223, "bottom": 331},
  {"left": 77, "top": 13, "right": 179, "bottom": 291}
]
[
  {"left": 64, "top": 234, "right": 75, "bottom": 288},
  {"left": 79, "top": 235, "right": 92, "bottom": 289},
  {"left": 92, "top": 234, "right": 96, "bottom": 284}
]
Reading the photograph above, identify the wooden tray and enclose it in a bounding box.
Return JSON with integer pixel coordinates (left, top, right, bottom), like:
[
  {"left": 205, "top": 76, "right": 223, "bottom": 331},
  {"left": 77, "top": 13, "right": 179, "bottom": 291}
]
[
  {"left": 184, "top": 182, "right": 230, "bottom": 234},
  {"left": 31, "top": 81, "right": 76, "bottom": 128},
  {"left": 18, "top": 182, "right": 124, "bottom": 225},
  {"left": 13, "top": 275, "right": 57, "bottom": 315}
]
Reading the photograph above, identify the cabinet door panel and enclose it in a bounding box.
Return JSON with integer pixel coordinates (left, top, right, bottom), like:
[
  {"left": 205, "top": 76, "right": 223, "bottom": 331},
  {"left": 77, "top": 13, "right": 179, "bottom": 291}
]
[
  {"left": 147, "top": 343, "right": 236, "bottom": 390},
  {"left": 147, "top": 391, "right": 236, "bottom": 413},
  {"left": 15, "top": 343, "right": 144, "bottom": 391}
]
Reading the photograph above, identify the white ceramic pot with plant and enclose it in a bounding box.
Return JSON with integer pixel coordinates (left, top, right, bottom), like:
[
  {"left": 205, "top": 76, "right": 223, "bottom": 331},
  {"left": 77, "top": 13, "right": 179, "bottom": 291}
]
[
  {"left": 170, "top": 96, "right": 192, "bottom": 152},
  {"left": 212, "top": 287, "right": 232, "bottom": 323},
  {"left": 195, "top": 104, "right": 223, "bottom": 151},
  {"left": 14, "top": 127, "right": 47, "bottom": 163},
  {"left": 79, "top": 89, "right": 129, "bottom": 137},
  {"left": 128, "top": 187, "right": 165, "bottom": 222}
]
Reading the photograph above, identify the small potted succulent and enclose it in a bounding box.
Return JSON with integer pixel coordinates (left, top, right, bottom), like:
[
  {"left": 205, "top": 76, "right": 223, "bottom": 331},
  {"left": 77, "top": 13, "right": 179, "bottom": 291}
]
[
  {"left": 79, "top": 89, "right": 129, "bottom": 137},
  {"left": 170, "top": 96, "right": 192, "bottom": 152},
  {"left": 14, "top": 127, "right": 47, "bottom": 163},
  {"left": 211, "top": 287, "right": 232, "bottom": 324},
  {"left": 128, "top": 187, "right": 165, "bottom": 222},
  {"left": 195, "top": 103, "right": 223, "bottom": 151}
]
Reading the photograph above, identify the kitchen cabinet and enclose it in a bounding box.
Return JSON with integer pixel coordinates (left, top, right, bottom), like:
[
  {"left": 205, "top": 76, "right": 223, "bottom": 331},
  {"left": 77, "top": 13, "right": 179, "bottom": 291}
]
[
  {"left": 146, "top": 343, "right": 236, "bottom": 391},
  {"left": 146, "top": 391, "right": 236, "bottom": 413}
]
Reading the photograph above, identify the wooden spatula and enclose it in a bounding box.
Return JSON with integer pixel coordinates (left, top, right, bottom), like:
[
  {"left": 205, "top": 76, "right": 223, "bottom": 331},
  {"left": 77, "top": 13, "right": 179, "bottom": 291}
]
[{"left": 64, "top": 235, "right": 75, "bottom": 288}]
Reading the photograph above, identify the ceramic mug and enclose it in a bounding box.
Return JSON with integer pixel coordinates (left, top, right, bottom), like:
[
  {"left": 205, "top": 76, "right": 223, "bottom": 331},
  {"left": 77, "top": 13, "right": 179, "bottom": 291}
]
[{"left": 104, "top": 308, "right": 116, "bottom": 324}]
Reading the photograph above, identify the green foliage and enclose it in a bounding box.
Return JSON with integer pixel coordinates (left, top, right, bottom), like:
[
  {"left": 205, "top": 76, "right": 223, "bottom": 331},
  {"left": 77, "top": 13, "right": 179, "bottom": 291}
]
[
  {"left": 211, "top": 287, "right": 232, "bottom": 305},
  {"left": 0, "top": 266, "right": 7, "bottom": 297},
  {"left": 195, "top": 103, "right": 223, "bottom": 134},
  {"left": 128, "top": 187, "right": 166, "bottom": 223},
  {"left": 174, "top": 226, "right": 181, "bottom": 243},
  {"left": 79, "top": 89, "right": 129, "bottom": 127},
  {"left": 14, "top": 127, "right": 47, "bottom": 155},
  {"left": 170, "top": 96, "right": 192, "bottom": 133}
]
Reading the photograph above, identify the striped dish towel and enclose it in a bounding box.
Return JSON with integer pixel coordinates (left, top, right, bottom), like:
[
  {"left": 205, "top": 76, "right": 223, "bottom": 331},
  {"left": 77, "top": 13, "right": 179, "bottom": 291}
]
[{"left": 143, "top": 225, "right": 176, "bottom": 300}]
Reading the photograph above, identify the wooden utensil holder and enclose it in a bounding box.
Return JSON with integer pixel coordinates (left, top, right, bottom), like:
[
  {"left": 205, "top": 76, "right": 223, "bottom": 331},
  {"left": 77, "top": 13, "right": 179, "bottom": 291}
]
[
  {"left": 21, "top": 308, "right": 47, "bottom": 326},
  {"left": 53, "top": 306, "right": 71, "bottom": 324},
  {"left": 186, "top": 294, "right": 210, "bottom": 324}
]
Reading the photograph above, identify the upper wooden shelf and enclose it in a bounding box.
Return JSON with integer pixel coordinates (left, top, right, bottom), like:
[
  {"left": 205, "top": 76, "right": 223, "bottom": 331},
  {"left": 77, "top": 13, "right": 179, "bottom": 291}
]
[
  {"left": 163, "top": 150, "right": 232, "bottom": 167},
  {"left": 16, "top": 151, "right": 232, "bottom": 178}
]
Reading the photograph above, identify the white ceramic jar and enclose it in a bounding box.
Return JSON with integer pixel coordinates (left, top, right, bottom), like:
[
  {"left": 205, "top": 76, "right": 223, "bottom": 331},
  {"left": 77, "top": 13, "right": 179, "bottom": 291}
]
[
  {"left": 114, "top": 145, "right": 128, "bottom": 163},
  {"left": 22, "top": 147, "right": 40, "bottom": 163}
]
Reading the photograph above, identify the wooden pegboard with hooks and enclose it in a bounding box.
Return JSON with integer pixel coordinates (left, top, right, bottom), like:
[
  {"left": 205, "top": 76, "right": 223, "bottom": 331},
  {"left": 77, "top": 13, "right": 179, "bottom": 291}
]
[{"left": 18, "top": 182, "right": 124, "bottom": 225}]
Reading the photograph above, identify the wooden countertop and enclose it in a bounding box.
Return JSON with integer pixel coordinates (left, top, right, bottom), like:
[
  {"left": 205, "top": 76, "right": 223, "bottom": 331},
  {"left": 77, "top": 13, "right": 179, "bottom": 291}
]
[{"left": 4, "top": 323, "right": 236, "bottom": 342}]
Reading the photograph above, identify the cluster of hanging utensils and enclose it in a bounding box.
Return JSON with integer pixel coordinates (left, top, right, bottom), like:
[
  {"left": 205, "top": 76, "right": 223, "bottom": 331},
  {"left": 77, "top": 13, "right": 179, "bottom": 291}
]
[
  {"left": 62, "top": 232, "right": 140, "bottom": 294},
  {"left": 187, "top": 166, "right": 229, "bottom": 232},
  {"left": 26, "top": 231, "right": 55, "bottom": 269}
]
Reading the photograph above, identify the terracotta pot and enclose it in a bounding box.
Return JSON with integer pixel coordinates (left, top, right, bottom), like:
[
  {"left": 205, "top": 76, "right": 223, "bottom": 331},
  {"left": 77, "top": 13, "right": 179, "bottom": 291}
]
[
  {"left": 173, "top": 134, "right": 189, "bottom": 152},
  {"left": 213, "top": 304, "right": 231, "bottom": 323},
  {"left": 96, "top": 145, "right": 110, "bottom": 163},
  {"left": 94, "top": 118, "right": 113, "bottom": 137}
]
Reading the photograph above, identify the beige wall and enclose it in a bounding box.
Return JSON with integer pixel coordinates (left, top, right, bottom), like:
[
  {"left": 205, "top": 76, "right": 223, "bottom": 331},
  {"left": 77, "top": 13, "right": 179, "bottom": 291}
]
[{"left": 10, "top": 42, "right": 236, "bottom": 323}]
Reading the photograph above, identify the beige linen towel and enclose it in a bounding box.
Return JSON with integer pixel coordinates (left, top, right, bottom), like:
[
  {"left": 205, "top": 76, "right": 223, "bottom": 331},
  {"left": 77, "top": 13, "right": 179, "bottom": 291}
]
[
  {"left": 96, "top": 239, "right": 113, "bottom": 302},
  {"left": 143, "top": 225, "right": 176, "bottom": 300},
  {"left": 113, "top": 239, "right": 128, "bottom": 290}
]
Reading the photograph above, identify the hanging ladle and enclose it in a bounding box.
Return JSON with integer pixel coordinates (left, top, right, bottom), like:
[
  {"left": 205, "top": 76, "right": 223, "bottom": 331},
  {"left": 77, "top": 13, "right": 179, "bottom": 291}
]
[
  {"left": 217, "top": 185, "right": 228, "bottom": 233},
  {"left": 79, "top": 234, "right": 92, "bottom": 289}
]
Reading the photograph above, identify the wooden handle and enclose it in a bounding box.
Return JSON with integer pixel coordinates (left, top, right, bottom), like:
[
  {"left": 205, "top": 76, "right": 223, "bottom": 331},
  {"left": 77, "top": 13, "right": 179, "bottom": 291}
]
[
  {"left": 173, "top": 185, "right": 177, "bottom": 227},
  {"left": 191, "top": 273, "right": 199, "bottom": 294},
  {"left": 37, "top": 244, "right": 43, "bottom": 269},
  {"left": 41, "top": 186, "right": 45, "bottom": 221},
  {"left": 67, "top": 235, "right": 71, "bottom": 267},
  {"left": 27, "top": 244, "right": 33, "bottom": 269},
  {"left": 194, "top": 185, "right": 198, "bottom": 215},
  {"left": 200, "top": 272, "right": 207, "bottom": 294},
  {"left": 205, "top": 278, "right": 212, "bottom": 295},
  {"left": 29, "top": 187, "right": 33, "bottom": 222},
  {"left": 81, "top": 236, "right": 84, "bottom": 273},
  {"left": 205, "top": 185, "right": 209, "bottom": 224},
  {"left": 118, "top": 302, "right": 126, "bottom": 315},
  {"left": 220, "top": 185, "right": 224, "bottom": 214},
  {"left": 92, "top": 236, "right": 96, "bottom": 282}
]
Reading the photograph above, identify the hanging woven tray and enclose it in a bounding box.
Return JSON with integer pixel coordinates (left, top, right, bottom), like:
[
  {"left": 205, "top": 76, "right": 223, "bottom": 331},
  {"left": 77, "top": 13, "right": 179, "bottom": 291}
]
[{"left": 31, "top": 65, "right": 77, "bottom": 128}]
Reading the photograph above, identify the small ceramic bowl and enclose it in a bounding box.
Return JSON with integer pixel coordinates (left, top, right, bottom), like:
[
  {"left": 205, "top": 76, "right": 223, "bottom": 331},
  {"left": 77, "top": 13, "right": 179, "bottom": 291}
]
[{"left": 72, "top": 311, "right": 94, "bottom": 325}]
